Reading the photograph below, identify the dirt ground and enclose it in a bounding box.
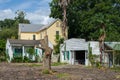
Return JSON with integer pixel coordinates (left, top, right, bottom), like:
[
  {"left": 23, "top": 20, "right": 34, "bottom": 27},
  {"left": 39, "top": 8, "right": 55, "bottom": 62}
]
[{"left": 0, "top": 63, "right": 120, "bottom": 80}]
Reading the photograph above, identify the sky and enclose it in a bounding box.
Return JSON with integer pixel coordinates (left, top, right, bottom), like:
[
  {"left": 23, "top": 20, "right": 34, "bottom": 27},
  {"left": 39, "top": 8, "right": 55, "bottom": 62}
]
[{"left": 0, "top": 0, "right": 54, "bottom": 24}]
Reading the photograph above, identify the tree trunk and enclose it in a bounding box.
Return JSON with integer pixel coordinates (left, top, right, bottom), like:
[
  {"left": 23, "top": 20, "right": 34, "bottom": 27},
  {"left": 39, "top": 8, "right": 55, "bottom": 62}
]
[
  {"left": 99, "top": 23, "right": 106, "bottom": 66},
  {"left": 43, "top": 54, "right": 51, "bottom": 70},
  {"left": 38, "top": 35, "right": 52, "bottom": 71}
]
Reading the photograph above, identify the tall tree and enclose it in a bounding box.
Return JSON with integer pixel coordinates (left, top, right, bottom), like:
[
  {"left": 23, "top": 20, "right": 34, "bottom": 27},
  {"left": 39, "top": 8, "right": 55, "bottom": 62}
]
[
  {"left": 15, "top": 10, "right": 30, "bottom": 23},
  {"left": 50, "top": 0, "right": 120, "bottom": 41},
  {"left": 59, "top": 0, "right": 70, "bottom": 39},
  {"left": 0, "top": 11, "right": 30, "bottom": 57}
]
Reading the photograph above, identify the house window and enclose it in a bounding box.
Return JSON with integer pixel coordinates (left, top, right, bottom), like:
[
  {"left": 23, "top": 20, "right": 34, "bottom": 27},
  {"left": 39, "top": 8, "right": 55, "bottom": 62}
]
[
  {"left": 56, "top": 31, "right": 59, "bottom": 35},
  {"left": 56, "top": 31, "right": 59, "bottom": 40},
  {"left": 33, "top": 35, "right": 36, "bottom": 40}
]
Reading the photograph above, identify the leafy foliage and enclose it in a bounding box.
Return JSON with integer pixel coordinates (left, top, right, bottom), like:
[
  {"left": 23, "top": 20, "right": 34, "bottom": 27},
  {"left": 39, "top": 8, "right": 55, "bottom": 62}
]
[
  {"left": 26, "top": 48, "right": 35, "bottom": 55},
  {"left": 88, "top": 43, "right": 94, "bottom": 66},
  {"left": 26, "top": 47, "right": 35, "bottom": 60},
  {"left": 114, "top": 50, "right": 120, "bottom": 65},
  {"left": 50, "top": 0, "right": 120, "bottom": 41},
  {"left": 54, "top": 35, "right": 64, "bottom": 54},
  {"left": 11, "top": 56, "right": 23, "bottom": 63}
]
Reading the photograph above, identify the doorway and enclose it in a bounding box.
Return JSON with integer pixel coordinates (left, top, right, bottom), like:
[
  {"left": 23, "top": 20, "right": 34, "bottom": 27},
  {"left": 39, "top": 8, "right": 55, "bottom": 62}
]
[{"left": 75, "top": 51, "right": 85, "bottom": 65}]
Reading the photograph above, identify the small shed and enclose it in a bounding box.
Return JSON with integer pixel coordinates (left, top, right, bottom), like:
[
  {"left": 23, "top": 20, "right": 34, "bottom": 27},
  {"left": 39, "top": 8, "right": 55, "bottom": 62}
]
[
  {"left": 60, "top": 38, "right": 88, "bottom": 66},
  {"left": 105, "top": 42, "right": 120, "bottom": 67}
]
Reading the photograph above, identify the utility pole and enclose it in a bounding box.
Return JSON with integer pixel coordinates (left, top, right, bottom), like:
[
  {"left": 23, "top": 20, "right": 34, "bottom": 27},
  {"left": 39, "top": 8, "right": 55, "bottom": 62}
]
[{"left": 59, "top": 0, "right": 70, "bottom": 40}]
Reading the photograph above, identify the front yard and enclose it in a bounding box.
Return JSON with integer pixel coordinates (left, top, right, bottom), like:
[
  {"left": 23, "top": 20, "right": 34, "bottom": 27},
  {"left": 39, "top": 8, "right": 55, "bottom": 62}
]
[{"left": 0, "top": 63, "right": 120, "bottom": 80}]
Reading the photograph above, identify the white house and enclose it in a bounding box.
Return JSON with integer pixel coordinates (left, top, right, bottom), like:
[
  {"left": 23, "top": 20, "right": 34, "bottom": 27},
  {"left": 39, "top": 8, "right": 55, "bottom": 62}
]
[
  {"left": 6, "top": 39, "right": 53, "bottom": 62},
  {"left": 60, "top": 38, "right": 88, "bottom": 66}
]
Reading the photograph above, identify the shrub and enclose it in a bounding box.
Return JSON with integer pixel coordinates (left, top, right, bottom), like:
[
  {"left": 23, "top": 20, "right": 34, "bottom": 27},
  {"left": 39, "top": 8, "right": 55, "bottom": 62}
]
[
  {"left": 23, "top": 56, "right": 30, "bottom": 63},
  {"left": 11, "top": 56, "right": 23, "bottom": 63},
  {"left": 35, "top": 55, "right": 42, "bottom": 62},
  {"left": 96, "top": 61, "right": 101, "bottom": 68},
  {"left": 0, "top": 56, "right": 6, "bottom": 62}
]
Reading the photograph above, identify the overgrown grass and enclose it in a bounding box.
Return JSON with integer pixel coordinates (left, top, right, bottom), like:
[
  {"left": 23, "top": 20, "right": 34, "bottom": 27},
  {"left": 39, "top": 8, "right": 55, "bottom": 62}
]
[
  {"left": 20, "top": 63, "right": 42, "bottom": 67},
  {"left": 51, "top": 62, "right": 67, "bottom": 66},
  {"left": 56, "top": 73, "right": 69, "bottom": 78},
  {"left": 27, "top": 63, "right": 42, "bottom": 67},
  {"left": 42, "top": 69, "right": 50, "bottom": 74},
  {"left": 111, "top": 66, "right": 120, "bottom": 72}
]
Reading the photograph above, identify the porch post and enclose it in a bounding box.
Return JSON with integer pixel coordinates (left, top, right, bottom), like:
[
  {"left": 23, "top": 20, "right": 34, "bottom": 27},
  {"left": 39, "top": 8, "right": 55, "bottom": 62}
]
[
  {"left": 85, "top": 50, "right": 88, "bottom": 66},
  {"left": 22, "top": 46, "right": 25, "bottom": 59},
  {"left": 113, "top": 51, "right": 115, "bottom": 67}
]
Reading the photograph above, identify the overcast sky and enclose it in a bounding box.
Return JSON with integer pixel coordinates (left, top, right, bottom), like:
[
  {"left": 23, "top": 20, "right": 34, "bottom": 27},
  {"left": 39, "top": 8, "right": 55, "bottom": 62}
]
[{"left": 0, "top": 0, "right": 54, "bottom": 24}]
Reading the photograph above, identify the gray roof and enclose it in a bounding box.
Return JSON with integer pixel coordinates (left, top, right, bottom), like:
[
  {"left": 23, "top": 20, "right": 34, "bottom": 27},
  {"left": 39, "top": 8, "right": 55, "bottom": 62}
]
[
  {"left": 19, "top": 19, "right": 60, "bottom": 32},
  {"left": 61, "top": 38, "right": 88, "bottom": 51},
  {"left": 19, "top": 24, "right": 44, "bottom": 32},
  {"left": 8, "top": 39, "right": 40, "bottom": 46}
]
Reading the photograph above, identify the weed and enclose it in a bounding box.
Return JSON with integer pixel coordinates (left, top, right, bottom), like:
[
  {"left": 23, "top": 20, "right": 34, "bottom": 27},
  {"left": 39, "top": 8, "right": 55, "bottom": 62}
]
[
  {"left": 57, "top": 73, "right": 69, "bottom": 78},
  {"left": 51, "top": 62, "right": 67, "bottom": 66},
  {"left": 42, "top": 69, "right": 50, "bottom": 74}
]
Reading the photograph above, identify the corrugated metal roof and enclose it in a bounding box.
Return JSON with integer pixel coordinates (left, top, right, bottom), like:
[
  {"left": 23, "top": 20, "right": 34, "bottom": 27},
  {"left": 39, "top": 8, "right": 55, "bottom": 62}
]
[
  {"left": 19, "top": 24, "right": 44, "bottom": 32},
  {"left": 105, "top": 42, "right": 120, "bottom": 50},
  {"left": 61, "top": 38, "right": 88, "bottom": 51},
  {"left": 19, "top": 19, "right": 60, "bottom": 32},
  {"left": 114, "top": 44, "right": 120, "bottom": 50}
]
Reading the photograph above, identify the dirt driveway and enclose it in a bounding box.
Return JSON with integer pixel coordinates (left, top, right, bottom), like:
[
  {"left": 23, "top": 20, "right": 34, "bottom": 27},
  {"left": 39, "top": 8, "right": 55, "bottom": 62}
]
[{"left": 0, "top": 63, "right": 120, "bottom": 80}]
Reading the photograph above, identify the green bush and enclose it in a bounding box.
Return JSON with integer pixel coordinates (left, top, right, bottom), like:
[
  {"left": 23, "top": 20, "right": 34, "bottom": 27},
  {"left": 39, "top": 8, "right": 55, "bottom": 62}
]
[
  {"left": 96, "top": 61, "right": 101, "bottom": 68},
  {"left": 23, "top": 56, "right": 30, "bottom": 63},
  {"left": 35, "top": 55, "right": 42, "bottom": 62},
  {"left": 11, "top": 56, "right": 23, "bottom": 63},
  {"left": 0, "top": 56, "right": 6, "bottom": 62}
]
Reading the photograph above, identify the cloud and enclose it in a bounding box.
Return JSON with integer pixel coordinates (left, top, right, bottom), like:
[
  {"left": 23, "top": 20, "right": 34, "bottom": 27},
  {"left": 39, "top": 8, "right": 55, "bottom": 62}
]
[
  {"left": 0, "top": 0, "right": 54, "bottom": 24},
  {"left": 0, "top": 9, "right": 54, "bottom": 25},
  {"left": 26, "top": 11, "right": 54, "bottom": 25},
  {"left": 0, "top": 9, "right": 15, "bottom": 20}
]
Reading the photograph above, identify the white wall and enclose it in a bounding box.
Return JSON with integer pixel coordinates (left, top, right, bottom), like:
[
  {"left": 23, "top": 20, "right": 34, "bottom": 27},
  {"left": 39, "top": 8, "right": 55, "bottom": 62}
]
[
  {"left": 6, "top": 40, "right": 13, "bottom": 62},
  {"left": 89, "top": 41, "right": 100, "bottom": 55}
]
